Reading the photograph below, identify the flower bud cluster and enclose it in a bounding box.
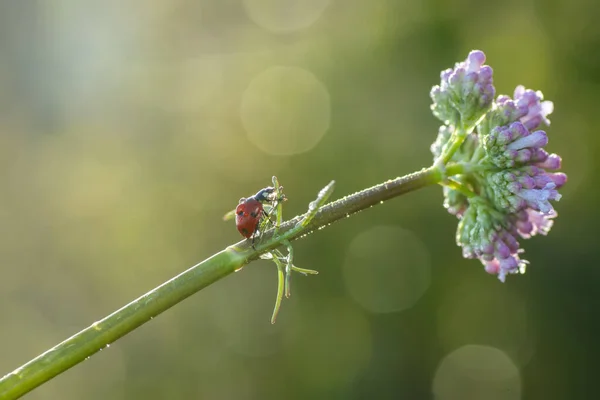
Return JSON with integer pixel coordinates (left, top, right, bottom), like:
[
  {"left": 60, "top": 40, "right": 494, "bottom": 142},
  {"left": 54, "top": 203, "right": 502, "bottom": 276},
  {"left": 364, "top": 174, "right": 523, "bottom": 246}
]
[
  {"left": 430, "top": 51, "right": 566, "bottom": 281},
  {"left": 430, "top": 50, "right": 495, "bottom": 129}
]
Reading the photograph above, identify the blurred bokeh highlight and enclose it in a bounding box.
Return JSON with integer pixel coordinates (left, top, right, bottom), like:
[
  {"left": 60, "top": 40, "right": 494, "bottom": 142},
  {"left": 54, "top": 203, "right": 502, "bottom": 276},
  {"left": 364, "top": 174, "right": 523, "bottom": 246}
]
[{"left": 0, "top": 1, "right": 596, "bottom": 399}]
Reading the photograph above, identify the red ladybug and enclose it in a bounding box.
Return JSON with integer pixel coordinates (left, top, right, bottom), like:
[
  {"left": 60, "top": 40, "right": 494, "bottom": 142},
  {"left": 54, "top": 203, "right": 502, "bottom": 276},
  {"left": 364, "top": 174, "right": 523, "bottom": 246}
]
[
  {"left": 236, "top": 197, "right": 264, "bottom": 239},
  {"left": 235, "top": 186, "right": 285, "bottom": 243}
]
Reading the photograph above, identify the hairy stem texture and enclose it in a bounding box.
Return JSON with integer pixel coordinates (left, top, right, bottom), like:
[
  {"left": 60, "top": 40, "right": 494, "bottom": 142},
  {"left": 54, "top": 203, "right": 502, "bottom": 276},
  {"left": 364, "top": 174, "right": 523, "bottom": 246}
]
[{"left": 0, "top": 165, "right": 444, "bottom": 400}]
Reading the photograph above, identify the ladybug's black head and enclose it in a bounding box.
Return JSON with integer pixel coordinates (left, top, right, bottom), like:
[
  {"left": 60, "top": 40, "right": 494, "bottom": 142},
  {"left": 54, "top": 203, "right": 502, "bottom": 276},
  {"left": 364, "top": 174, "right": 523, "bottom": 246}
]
[{"left": 253, "top": 186, "right": 286, "bottom": 203}]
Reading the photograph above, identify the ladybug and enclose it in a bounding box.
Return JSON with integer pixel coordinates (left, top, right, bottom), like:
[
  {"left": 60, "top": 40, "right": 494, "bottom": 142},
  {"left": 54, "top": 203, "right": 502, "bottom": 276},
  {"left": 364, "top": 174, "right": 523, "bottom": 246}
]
[{"left": 235, "top": 186, "right": 285, "bottom": 244}]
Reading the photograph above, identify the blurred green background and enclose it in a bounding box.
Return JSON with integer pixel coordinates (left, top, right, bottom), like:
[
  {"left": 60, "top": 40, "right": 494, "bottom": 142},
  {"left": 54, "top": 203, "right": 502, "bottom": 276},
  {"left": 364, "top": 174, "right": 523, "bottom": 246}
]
[{"left": 0, "top": 1, "right": 596, "bottom": 399}]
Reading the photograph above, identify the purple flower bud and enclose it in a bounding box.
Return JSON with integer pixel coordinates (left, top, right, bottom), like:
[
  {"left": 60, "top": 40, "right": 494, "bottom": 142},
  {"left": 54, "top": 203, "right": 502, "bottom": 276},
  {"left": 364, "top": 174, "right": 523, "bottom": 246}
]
[
  {"left": 507, "top": 130, "right": 548, "bottom": 151},
  {"left": 530, "top": 148, "right": 549, "bottom": 162},
  {"left": 495, "top": 243, "right": 511, "bottom": 260},
  {"left": 484, "top": 122, "right": 546, "bottom": 168},
  {"left": 514, "top": 211, "right": 534, "bottom": 238},
  {"left": 518, "top": 174, "right": 536, "bottom": 189},
  {"left": 532, "top": 173, "right": 552, "bottom": 188},
  {"left": 479, "top": 66, "right": 493, "bottom": 81},
  {"left": 457, "top": 200, "right": 528, "bottom": 282},
  {"left": 506, "top": 181, "right": 522, "bottom": 193},
  {"left": 513, "top": 209, "right": 556, "bottom": 239},
  {"left": 515, "top": 149, "right": 532, "bottom": 163},
  {"left": 466, "top": 50, "right": 486, "bottom": 71},
  {"left": 430, "top": 50, "right": 495, "bottom": 128},
  {"left": 513, "top": 85, "right": 553, "bottom": 130},
  {"left": 478, "top": 85, "right": 553, "bottom": 139},
  {"left": 486, "top": 167, "right": 563, "bottom": 214},
  {"left": 484, "top": 260, "right": 500, "bottom": 275},
  {"left": 464, "top": 72, "right": 478, "bottom": 86},
  {"left": 499, "top": 257, "right": 525, "bottom": 282},
  {"left": 449, "top": 69, "right": 465, "bottom": 86},
  {"left": 517, "top": 183, "right": 561, "bottom": 214},
  {"left": 535, "top": 153, "right": 562, "bottom": 170},
  {"left": 478, "top": 96, "right": 527, "bottom": 138},
  {"left": 440, "top": 68, "right": 453, "bottom": 81},
  {"left": 548, "top": 172, "right": 567, "bottom": 188}
]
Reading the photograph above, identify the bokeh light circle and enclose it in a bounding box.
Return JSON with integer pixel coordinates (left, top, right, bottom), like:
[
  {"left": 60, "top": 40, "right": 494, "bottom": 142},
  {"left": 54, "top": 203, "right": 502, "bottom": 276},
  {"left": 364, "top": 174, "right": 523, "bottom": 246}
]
[
  {"left": 437, "top": 282, "right": 534, "bottom": 366},
  {"left": 243, "top": 0, "right": 331, "bottom": 33},
  {"left": 433, "top": 345, "right": 521, "bottom": 400},
  {"left": 241, "top": 65, "right": 330, "bottom": 156},
  {"left": 342, "top": 226, "right": 431, "bottom": 314}
]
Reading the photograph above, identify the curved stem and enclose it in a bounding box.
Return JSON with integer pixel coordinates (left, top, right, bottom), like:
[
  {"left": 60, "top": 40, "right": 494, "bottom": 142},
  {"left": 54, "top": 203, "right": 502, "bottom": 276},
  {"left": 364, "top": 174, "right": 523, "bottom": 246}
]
[
  {"left": 0, "top": 249, "right": 246, "bottom": 400},
  {"left": 437, "top": 127, "right": 467, "bottom": 165},
  {"left": 271, "top": 256, "right": 285, "bottom": 324},
  {"left": 441, "top": 178, "right": 477, "bottom": 198},
  {"left": 445, "top": 162, "right": 465, "bottom": 176},
  {"left": 0, "top": 164, "right": 450, "bottom": 400}
]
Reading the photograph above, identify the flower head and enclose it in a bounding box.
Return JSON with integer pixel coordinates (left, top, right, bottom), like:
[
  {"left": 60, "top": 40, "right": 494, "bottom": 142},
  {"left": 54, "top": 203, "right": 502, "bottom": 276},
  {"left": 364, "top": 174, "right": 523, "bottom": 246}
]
[
  {"left": 430, "top": 50, "right": 495, "bottom": 129},
  {"left": 477, "top": 85, "right": 554, "bottom": 138},
  {"left": 486, "top": 166, "right": 565, "bottom": 214},
  {"left": 484, "top": 122, "right": 549, "bottom": 168},
  {"left": 456, "top": 198, "right": 562, "bottom": 282},
  {"left": 457, "top": 199, "right": 526, "bottom": 282},
  {"left": 429, "top": 51, "right": 567, "bottom": 282}
]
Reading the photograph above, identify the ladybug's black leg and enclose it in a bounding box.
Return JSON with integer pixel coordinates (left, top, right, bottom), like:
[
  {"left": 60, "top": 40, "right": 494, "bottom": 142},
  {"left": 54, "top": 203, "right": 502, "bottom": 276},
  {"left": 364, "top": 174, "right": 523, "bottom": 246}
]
[
  {"left": 262, "top": 207, "right": 276, "bottom": 225},
  {"left": 250, "top": 219, "right": 261, "bottom": 250}
]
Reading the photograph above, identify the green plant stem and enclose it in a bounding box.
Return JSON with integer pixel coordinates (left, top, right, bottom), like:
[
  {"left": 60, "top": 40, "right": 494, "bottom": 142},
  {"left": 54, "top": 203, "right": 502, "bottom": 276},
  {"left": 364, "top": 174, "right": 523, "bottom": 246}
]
[
  {"left": 442, "top": 178, "right": 476, "bottom": 198},
  {"left": 271, "top": 256, "right": 286, "bottom": 324},
  {"left": 445, "top": 162, "right": 465, "bottom": 176},
  {"left": 437, "top": 129, "right": 465, "bottom": 165},
  {"left": 0, "top": 164, "right": 453, "bottom": 400}
]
